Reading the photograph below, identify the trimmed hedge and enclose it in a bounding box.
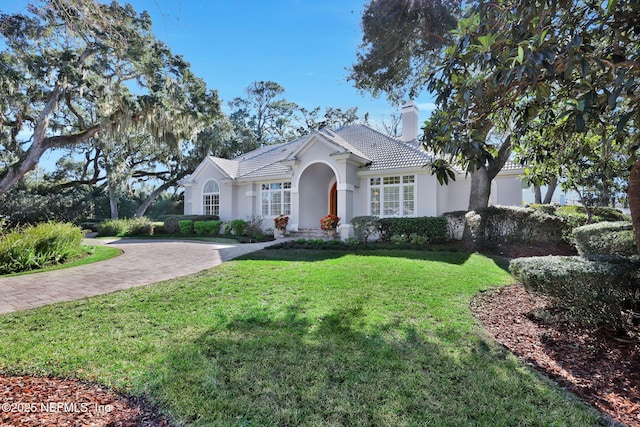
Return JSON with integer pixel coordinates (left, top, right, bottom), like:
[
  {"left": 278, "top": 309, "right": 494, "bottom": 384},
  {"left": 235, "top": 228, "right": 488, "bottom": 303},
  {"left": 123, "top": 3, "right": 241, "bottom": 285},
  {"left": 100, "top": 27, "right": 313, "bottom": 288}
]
[
  {"left": 572, "top": 221, "right": 636, "bottom": 256},
  {"left": 379, "top": 217, "right": 448, "bottom": 243},
  {"left": 510, "top": 255, "right": 640, "bottom": 332},
  {"left": 529, "top": 204, "right": 629, "bottom": 231},
  {"left": 351, "top": 216, "right": 381, "bottom": 242},
  {"left": 0, "top": 222, "right": 86, "bottom": 274},
  {"left": 163, "top": 215, "right": 219, "bottom": 234},
  {"left": 193, "top": 220, "right": 222, "bottom": 235},
  {"left": 465, "top": 206, "right": 567, "bottom": 245}
]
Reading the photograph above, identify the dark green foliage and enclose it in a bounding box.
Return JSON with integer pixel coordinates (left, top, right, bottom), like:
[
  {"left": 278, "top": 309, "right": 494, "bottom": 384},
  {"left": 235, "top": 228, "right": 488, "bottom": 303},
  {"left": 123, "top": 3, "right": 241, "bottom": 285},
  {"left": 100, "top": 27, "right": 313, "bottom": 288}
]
[
  {"left": 378, "top": 217, "right": 448, "bottom": 243},
  {"left": 97, "top": 218, "right": 154, "bottom": 237},
  {"left": 0, "top": 222, "right": 86, "bottom": 274},
  {"left": 0, "top": 186, "right": 94, "bottom": 225},
  {"left": 351, "top": 216, "right": 381, "bottom": 242},
  {"left": 97, "top": 219, "right": 128, "bottom": 237},
  {"left": 572, "top": 222, "right": 636, "bottom": 256},
  {"left": 510, "top": 255, "right": 640, "bottom": 333},
  {"left": 163, "top": 215, "right": 219, "bottom": 234},
  {"left": 193, "top": 220, "right": 222, "bottom": 235},
  {"left": 178, "top": 220, "right": 193, "bottom": 235},
  {"left": 466, "top": 206, "right": 568, "bottom": 245},
  {"left": 529, "top": 204, "right": 630, "bottom": 230},
  {"left": 229, "top": 219, "right": 247, "bottom": 236}
]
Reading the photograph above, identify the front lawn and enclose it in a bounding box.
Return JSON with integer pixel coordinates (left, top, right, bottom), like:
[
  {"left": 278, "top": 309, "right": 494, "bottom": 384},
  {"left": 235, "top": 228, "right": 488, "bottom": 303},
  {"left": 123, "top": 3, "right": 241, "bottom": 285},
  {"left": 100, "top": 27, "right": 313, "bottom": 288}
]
[{"left": 0, "top": 250, "right": 600, "bottom": 426}]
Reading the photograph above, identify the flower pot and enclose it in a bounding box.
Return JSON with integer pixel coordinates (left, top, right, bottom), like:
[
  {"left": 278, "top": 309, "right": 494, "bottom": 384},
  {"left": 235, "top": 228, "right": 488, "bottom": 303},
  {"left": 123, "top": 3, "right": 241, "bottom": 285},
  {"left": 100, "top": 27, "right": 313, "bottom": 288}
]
[
  {"left": 327, "top": 229, "right": 336, "bottom": 238},
  {"left": 274, "top": 229, "right": 285, "bottom": 239}
]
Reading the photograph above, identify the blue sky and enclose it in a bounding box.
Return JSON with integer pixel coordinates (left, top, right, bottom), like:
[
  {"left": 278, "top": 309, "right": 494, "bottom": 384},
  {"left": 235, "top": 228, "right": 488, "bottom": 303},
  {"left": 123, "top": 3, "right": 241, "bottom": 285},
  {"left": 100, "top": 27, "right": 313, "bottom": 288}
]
[
  {"left": 5, "top": 0, "right": 435, "bottom": 123},
  {"left": 127, "top": 0, "right": 436, "bottom": 123}
]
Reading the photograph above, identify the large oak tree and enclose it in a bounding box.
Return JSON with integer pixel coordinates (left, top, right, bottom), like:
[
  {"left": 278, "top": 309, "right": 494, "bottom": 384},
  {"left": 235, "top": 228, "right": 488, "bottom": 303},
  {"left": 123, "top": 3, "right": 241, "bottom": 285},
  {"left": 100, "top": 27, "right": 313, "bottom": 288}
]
[{"left": 0, "top": 0, "right": 220, "bottom": 195}]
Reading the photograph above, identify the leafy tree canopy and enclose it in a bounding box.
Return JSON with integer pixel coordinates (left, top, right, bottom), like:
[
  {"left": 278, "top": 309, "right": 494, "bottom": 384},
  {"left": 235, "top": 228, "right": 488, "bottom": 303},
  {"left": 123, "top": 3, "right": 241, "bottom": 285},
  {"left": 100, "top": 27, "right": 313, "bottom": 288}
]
[{"left": 0, "top": 0, "right": 220, "bottom": 194}]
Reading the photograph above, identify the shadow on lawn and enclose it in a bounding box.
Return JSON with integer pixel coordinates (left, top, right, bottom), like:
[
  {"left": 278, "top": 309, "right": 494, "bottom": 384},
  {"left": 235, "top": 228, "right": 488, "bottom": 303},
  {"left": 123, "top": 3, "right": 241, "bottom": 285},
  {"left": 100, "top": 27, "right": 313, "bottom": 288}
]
[
  {"left": 148, "top": 301, "right": 599, "bottom": 426},
  {"left": 236, "top": 247, "right": 474, "bottom": 265}
]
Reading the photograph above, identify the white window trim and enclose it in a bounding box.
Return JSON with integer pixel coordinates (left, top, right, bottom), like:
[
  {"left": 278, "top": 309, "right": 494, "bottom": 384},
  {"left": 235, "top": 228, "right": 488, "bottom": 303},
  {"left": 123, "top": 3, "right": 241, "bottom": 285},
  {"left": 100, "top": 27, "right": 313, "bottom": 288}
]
[
  {"left": 261, "top": 181, "right": 292, "bottom": 217},
  {"left": 202, "top": 179, "right": 220, "bottom": 216},
  {"left": 369, "top": 175, "right": 416, "bottom": 217}
]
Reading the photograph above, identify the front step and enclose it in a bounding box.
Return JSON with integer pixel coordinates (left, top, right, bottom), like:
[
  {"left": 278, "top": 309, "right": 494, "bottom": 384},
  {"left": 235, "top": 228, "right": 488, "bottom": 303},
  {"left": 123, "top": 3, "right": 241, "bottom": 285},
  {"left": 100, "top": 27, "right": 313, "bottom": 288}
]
[{"left": 287, "top": 228, "right": 335, "bottom": 240}]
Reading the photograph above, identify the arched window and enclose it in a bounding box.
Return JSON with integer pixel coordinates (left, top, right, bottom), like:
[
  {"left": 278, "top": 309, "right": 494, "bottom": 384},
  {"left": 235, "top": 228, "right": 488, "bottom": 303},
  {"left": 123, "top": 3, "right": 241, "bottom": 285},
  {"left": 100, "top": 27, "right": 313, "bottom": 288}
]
[{"left": 202, "top": 179, "right": 220, "bottom": 216}]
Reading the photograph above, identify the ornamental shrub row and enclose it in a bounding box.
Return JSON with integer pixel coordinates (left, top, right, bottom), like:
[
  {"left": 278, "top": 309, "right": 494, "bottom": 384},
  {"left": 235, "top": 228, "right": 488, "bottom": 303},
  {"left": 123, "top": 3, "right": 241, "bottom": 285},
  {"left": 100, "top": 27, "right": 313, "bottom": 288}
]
[
  {"left": 571, "top": 221, "right": 636, "bottom": 256},
  {"left": 163, "top": 215, "right": 220, "bottom": 234},
  {"left": 379, "top": 217, "right": 448, "bottom": 243},
  {"left": 464, "top": 206, "right": 567, "bottom": 245},
  {"left": 97, "top": 217, "right": 154, "bottom": 237},
  {"left": 510, "top": 255, "right": 640, "bottom": 332},
  {"left": 0, "top": 222, "right": 86, "bottom": 274},
  {"left": 349, "top": 216, "right": 448, "bottom": 244},
  {"left": 178, "top": 219, "right": 223, "bottom": 235}
]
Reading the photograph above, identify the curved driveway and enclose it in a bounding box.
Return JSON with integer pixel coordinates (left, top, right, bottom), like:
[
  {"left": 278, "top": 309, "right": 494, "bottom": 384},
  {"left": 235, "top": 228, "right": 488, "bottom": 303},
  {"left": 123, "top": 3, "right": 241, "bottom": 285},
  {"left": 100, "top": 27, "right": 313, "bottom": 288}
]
[{"left": 0, "top": 238, "right": 283, "bottom": 314}]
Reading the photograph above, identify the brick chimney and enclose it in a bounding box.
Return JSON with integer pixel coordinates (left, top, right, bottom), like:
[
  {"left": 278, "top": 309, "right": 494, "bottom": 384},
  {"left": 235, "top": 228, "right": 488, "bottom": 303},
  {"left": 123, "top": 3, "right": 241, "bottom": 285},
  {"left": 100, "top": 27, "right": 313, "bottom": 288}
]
[{"left": 400, "top": 100, "right": 419, "bottom": 143}]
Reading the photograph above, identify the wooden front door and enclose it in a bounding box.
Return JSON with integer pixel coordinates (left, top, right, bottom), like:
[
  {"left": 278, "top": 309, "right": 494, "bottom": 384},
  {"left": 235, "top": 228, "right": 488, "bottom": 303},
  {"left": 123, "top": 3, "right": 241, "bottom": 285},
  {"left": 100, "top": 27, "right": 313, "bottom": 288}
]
[{"left": 329, "top": 182, "right": 337, "bottom": 216}]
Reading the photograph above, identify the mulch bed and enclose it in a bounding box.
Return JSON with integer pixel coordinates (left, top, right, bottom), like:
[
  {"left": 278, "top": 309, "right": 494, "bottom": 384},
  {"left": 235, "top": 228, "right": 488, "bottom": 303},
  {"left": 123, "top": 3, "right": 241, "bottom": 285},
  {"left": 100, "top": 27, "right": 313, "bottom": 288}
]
[
  {"left": 471, "top": 284, "right": 640, "bottom": 427},
  {"left": 0, "top": 375, "right": 174, "bottom": 427}
]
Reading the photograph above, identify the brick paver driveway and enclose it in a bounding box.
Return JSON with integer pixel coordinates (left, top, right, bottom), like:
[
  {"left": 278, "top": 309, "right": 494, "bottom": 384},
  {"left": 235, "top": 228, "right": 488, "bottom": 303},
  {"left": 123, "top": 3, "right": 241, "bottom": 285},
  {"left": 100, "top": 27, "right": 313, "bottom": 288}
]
[{"left": 0, "top": 238, "right": 282, "bottom": 314}]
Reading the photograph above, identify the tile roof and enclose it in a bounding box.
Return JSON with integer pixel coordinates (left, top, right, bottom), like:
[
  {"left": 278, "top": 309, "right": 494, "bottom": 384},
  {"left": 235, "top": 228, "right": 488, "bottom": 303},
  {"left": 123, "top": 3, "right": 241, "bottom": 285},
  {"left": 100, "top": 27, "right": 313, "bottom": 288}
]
[
  {"left": 331, "top": 124, "right": 434, "bottom": 171},
  {"left": 198, "top": 123, "right": 522, "bottom": 181}
]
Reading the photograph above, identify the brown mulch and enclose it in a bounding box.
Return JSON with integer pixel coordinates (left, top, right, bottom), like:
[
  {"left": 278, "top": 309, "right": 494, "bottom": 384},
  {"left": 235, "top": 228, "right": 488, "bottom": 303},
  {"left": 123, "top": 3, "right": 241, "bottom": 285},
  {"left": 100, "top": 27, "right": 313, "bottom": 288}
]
[
  {"left": 0, "top": 375, "right": 174, "bottom": 427},
  {"left": 471, "top": 284, "right": 640, "bottom": 427}
]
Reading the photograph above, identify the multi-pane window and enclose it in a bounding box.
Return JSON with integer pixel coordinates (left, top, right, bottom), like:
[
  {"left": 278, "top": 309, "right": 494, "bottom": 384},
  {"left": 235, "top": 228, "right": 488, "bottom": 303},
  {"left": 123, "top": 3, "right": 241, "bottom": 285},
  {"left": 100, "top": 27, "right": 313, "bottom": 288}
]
[
  {"left": 261, "top": 182, "right": 291, "bottom": 216},
  {"left": 202, "top": 179, "right": 220, "bottom": 216},
  {"left": 370, "top": 175, "right": 415, "bottom": 217}
]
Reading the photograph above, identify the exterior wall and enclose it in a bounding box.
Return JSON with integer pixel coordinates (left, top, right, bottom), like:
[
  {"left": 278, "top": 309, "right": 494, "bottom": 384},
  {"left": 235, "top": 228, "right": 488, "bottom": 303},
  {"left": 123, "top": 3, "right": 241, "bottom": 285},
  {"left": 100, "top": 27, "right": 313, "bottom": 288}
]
[
  {"left": 415, "top": 172, "right": 439, "bottom": 216},
  {"left": 183, "top": 145, "right": 526, "bottom": 227},
  {"left": 436, "top": 178, "right": 471, "bottom": 215},
  {"left": 493, "top": 174, "right": 523, "bottom": 206},
  {"left": 183, "top": 187, "right": 193, "bottom": 215}
]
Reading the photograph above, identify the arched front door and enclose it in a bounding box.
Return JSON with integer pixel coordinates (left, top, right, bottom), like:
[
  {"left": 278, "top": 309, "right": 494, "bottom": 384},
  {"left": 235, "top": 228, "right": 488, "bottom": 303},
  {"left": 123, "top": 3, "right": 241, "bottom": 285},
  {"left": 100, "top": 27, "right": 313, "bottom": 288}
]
[{"left": 329, "top": 182, "right": 337, "bottom": 216}]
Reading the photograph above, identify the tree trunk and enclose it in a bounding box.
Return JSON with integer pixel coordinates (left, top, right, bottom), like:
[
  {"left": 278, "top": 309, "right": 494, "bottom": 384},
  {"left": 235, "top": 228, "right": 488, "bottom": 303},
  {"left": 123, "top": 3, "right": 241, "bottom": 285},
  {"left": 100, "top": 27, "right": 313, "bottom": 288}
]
[
  {"left": 134, "top": 181, "right": 173, "bottom": 218},
  {"left": 533, "top": 185, "right": 542, "bottom": 204},
  {"left": 628, "top": 160, "right": 640, "bottom": 255},
  {"left": 543, "top": 176, "right": 557, "bottom": 204},
  {"left": 108, "top": 180, "right": 119, "bottom": 219},
  {"left": 468, "top": 166, "right": 492, "bottom": 211}
]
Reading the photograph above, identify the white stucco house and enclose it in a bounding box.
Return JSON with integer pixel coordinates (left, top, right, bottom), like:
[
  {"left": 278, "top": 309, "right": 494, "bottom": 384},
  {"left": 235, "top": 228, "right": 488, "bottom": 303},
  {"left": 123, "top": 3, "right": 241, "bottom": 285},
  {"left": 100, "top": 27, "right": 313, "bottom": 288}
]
[{"left": 180, "top": 102, "right": 524, "bottom": 239}]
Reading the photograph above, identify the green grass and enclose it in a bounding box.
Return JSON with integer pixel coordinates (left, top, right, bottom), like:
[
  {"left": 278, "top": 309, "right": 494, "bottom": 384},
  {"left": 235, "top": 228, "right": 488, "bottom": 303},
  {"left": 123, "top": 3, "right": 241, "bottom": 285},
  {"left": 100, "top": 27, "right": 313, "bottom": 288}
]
[
  {"left": 0, "top": 250, "right": 600, "bottom": 426},
  {"left": 0, "top": 245, "right": 122, "bottom": 277}
]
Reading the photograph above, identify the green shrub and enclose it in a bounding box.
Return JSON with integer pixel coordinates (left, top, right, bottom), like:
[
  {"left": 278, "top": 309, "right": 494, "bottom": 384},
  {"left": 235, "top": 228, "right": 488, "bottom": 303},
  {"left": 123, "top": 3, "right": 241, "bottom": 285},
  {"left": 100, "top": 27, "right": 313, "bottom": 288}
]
[
  {"left": 351, "top": 216, "right": 381, "bottom": 242},
  {"left": 0, "top": 222, "right": 86, "bottom": 274},
  {"left": 378, "top": 217, "right": 448, "bottom": 243},
  {"left": 97, "top": 219, "right": 129, "bottom": 237},
  {"left": 510, "top": 255, "right": 640, "bottom": 332},
  {"left": 530, "top": 204, "right": 630, "bottom": 231},
  {"left": 178, "top": 220, "right": 193, "bottom": 235},
  {"left": 571, "top": 221, "right": 636, "bottom": 256},
  {"left": 465, "top": 206, "right": 567, "bottom": 245},
  {"left": 126, "top": 217, "right": 154, "bottom": 236},
  {"left": 97, "top": 218, "right": 154, "bottom": 237},
  {"left": 193, "top": 220, "right": 222, "bottom": 235},
  {"left": 163, "top": 215, "right": 219, "bottom": 234},
  {"left": 230, "top": 219, "right": 247, "bottom": 236}
]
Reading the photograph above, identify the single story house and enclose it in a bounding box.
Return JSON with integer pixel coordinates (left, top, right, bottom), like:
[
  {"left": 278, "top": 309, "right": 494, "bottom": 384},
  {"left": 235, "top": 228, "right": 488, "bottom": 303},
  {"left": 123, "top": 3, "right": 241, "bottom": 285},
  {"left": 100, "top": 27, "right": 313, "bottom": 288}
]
[{"left": 180, "top": 102, "right": 524, "bottom": 239}]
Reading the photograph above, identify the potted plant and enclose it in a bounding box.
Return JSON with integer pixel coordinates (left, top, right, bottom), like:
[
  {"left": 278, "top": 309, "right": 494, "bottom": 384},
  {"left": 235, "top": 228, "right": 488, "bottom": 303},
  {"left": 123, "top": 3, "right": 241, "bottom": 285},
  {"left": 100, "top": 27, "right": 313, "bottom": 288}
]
[
  {"left": 273, "top": 214, "right": 289, "bottom": 238},
  {"left": 320, "top": 214, "right": 340, "bottom": 237}
]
